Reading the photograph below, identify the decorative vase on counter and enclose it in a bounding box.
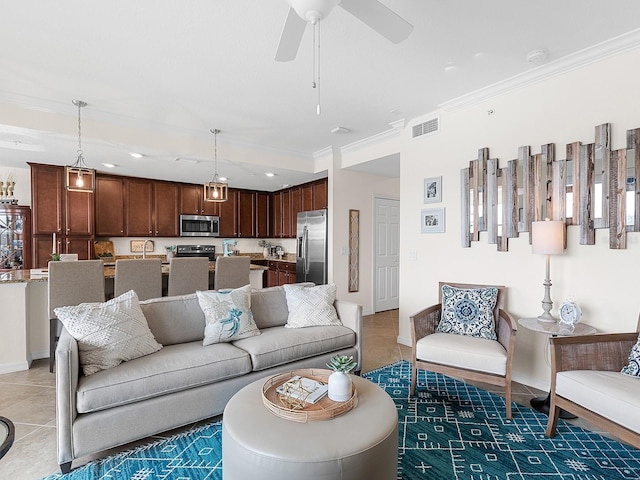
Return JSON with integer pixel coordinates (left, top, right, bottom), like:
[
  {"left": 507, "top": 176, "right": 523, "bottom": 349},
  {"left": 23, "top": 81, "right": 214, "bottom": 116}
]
[
  {"left": 326, "top": 354, "right": 357, "bottom": 402},
  {"left": 263, "top": 247, "right": 269, "bottom": 258}
]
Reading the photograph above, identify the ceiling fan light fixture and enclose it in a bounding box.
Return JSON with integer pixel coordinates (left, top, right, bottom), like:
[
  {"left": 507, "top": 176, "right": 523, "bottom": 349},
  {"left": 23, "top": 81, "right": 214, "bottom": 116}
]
[
  {"left": 204, "top": 128, "right": 228, "bottom": 203},
  {"left": 65, "top": 99, "right": 95, "bottom": 192},
  {"left": 288, "top": 0, "right": 340, "bottom": 23}
]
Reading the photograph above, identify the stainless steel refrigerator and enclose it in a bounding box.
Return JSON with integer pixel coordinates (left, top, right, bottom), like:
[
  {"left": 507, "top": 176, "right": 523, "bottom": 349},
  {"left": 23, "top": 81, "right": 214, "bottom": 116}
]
[{"left": 296, "top": 209, "right": 328, "bottom": 284}]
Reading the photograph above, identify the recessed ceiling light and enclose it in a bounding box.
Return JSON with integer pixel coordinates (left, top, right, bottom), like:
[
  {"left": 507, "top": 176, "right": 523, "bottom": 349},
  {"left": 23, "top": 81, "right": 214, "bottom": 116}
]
[
  {"left": 444, "top": 62, "right": 457, "bottom": 72},
  {"left": 330, "top": 126, "right": 350, "bottom": 134},
  {"left": 527, "top": 49, "right": 549, "bottom": 64},
  {"left": 102, "top": 163, "right": 117, "bottom": 168},
  {"left": 218, "top": 176, "right": 228, "bottom": 182},
  {"left": 129, "top": 152, "right": 143, "bottom": 159},
  {"left": 175, "top": 157, "right": 199, "bottom": 165},
  {"left": 265, "top": 172, "right": 276, "bottom": 177},
  {"left": 281, "top": 184, "right": 291, "bottom": 188}
]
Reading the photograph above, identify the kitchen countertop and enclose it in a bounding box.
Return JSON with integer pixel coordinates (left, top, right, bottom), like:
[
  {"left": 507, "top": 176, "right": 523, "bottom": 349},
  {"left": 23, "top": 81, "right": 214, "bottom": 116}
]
[{"left": 0, "top": 261, "right": 269, "bottom": 284}]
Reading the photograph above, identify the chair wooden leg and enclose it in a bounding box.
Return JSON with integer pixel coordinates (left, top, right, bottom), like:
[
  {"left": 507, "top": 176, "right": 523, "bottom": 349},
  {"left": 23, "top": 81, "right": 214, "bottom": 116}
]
[
  {"left": 505, "top": 382, "right": 512, "bottom": 420},
  {"left": 49, "top": 318, "right": 56, "bottom": 373},
  {"left": 410, "top": 365, "right": 417, "bottom": 396},
  {"left": 545, "top": 395, "right": 561, "bottom": 438}
]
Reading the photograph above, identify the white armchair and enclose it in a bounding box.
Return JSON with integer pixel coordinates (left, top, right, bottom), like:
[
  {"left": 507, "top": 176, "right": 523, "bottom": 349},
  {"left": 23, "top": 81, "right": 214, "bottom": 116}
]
[{"left": 410, "top": 282, "right": 517, "bottom": 419}]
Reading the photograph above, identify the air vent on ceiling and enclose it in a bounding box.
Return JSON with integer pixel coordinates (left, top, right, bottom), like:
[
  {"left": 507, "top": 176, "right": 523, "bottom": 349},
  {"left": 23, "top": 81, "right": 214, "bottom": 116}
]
[{"left": 412, "top": 117, "right": 439, "bottom": 139}]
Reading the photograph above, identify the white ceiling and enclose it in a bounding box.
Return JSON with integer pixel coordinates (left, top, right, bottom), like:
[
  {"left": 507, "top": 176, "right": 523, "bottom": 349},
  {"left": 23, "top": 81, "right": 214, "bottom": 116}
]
[{"left": 1, "top": 0, "right": 640, "bottom": 191}]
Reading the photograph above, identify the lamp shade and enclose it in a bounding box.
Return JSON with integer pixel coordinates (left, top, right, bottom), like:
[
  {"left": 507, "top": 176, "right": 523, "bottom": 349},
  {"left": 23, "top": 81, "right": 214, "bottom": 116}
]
[{"left": 532, "top": 219, "right": 564, "bottom": 255}]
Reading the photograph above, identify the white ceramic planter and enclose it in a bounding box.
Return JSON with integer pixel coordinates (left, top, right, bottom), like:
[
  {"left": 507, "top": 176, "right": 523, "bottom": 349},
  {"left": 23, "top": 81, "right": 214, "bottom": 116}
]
[{"left": 328, "top": 371, "right": 352, "bottom": 402}]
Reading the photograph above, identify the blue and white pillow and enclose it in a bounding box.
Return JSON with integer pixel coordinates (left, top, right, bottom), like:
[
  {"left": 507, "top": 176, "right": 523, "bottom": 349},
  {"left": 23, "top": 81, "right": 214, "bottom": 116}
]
[
  {"left": 621, "top": 334, "right": 640, "bottom": 377},
  {"left": 197, "top": 285, "right": 260, "bottom": 345},
  {"left": 436, "top": 285, "right": 498, "bottom": 340}
]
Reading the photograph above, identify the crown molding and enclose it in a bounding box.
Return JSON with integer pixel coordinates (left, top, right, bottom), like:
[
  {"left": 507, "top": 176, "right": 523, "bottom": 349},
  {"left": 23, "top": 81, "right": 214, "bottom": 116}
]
[
  {"left": 338, "top": 119, "right": 405, "bottom": 157},
  {"left": 439, "top": 28, "right": 640, "bottom": 112}
]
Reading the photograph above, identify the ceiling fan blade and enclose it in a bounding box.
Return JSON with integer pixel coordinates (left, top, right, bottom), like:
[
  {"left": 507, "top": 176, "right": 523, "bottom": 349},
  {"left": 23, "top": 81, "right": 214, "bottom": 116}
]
[
  {"left": 339, "top": 0, "right": 413, "bottom": 44},
  {"left": 275, "top": 7, "right": 308, "bottom": 62}
]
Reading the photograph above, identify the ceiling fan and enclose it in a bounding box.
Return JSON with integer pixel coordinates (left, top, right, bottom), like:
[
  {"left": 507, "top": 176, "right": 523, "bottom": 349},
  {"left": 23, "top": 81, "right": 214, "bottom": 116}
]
[{"left": 275, "top": 0, "right": 414, "bottom": 62}]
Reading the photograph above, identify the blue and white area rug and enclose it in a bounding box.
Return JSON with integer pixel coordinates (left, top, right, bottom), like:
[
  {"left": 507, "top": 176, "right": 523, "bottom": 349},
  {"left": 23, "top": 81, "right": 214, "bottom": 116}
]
[{"left": 42, "top": 361, "right": 640, "bottom": 480}]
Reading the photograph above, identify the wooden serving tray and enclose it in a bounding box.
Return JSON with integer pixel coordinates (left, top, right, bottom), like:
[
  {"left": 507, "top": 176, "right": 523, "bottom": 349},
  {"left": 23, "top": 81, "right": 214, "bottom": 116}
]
[{"left": 262, "top": 368, "right": 357, "bottom": 423}]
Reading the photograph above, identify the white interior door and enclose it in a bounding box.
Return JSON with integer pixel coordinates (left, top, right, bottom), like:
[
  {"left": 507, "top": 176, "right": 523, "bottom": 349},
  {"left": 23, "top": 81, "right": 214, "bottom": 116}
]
[{"left": 374, "top": 197, "right": 400, "bottom": 312}]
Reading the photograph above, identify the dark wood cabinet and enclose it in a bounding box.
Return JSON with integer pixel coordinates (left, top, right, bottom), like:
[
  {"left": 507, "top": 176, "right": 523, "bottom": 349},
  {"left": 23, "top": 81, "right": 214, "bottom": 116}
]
[
  {"left": 267, "top": 260, "right": 297, "bottom": 286},
  {"left": 96, "top": 175, "right": 125, "bottom": 236},
  {"left": 154, "top": 182, "right": 180, "bottom": 236},
  {"left": 218, "top": 189, "right": 238, "bottom": 237},
  {"left": 281, "top": 189, "right": 292, "bottom": 238},
  {"left": 237, "top": 190, "right": 256, "bottom": 237},
  {"left": 256, "top": 192, "right": 270, "bottom": 238},
  {"left": 0, "top": 205, "right": 31, "bottom": 269},
  {"left": 272, "top": 190, "right": 282, "bottom": 238},
  {"left": 30, "top": 163, "right": 63, "bottom": 235},
  {"left": 179, "top": 184, "right": 203, "bottom": 215},
  {"left": 301, "top": 183, "right": 314, "bottom": 211},
  {"left": 125, "top": 178, "right": 154, "bottom": 236},
  {"left": 30, "top": 163, "right": 95, "bottom": 267},
  {"left": 312, "top": 179, "right": 328, "bottom": 210}
]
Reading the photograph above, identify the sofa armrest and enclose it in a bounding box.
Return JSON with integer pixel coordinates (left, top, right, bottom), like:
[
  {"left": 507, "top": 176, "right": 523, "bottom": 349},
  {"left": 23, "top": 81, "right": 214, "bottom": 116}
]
[
  {"left": 56, "top": 328, "right": 80, "bottom": 466},
  {"left": 334, "top": 300, "right": 363, "bottom": 372},
  {"left": 549, "top": 332, "right": 638, "bottom": 374}
]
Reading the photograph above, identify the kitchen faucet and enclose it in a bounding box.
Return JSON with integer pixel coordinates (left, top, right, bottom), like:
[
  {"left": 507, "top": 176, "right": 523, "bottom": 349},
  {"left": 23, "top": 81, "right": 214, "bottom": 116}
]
[{"left": 142, "top": 239, "right": 153, "bottom": 259}]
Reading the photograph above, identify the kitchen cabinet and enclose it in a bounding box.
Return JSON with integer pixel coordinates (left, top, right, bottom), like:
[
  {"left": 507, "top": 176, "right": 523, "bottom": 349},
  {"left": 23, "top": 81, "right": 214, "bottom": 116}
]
[
  {"left": 95, "top": 175, "right": 125, "bottom": 236},
  {"left": 179, "top": 184, "right": 220, "bottom": 216},
  {"left": 30, "top": 163, "right": 95, "bottom": 267},
  {"left": 30, "top": 163, "right": 94, "bottom": 236},
  {"left": 290, "top": 186, "right": 302, "bottom": 231},
  {"left": 272, "top": 190, "right": 282, "bottom": 238},
  {"left": 312, "top": 178, "right": 328, "bottom": 210},
  {"left": 301, "top": 183, "right": 314, "bottom": 211},
  {"left": 0, "top": 205, "right": 30, "bottom": 270},
  {"left": 218, "top": 189, "right": 238, "bottom": 237},
  {"left": 267, "top": 260, "right": 297, "bottom": 287},
  {"left": 125, "top": 178, "right": 179, "bottom": 237},
  {"left": 255, "top": 192, "right": 270, "bottom": 238},
  {"left": 154, "top": 182, "right": 180, "bottom": 236},
  {"left": 237, "top": 190, "right": 256, "bottom": 237}
]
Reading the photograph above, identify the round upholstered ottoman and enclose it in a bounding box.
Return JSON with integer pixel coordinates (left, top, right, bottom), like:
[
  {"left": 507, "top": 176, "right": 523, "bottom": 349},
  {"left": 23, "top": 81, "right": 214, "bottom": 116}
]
[{"left": 222, "top": 374, "right": 398, "bottom": 480}]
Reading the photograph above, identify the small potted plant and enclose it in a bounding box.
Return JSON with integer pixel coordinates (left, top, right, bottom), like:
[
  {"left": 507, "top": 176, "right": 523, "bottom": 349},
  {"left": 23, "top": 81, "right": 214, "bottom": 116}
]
[{"left": 326, "top": 354, "right": 357, "bottom": 402}]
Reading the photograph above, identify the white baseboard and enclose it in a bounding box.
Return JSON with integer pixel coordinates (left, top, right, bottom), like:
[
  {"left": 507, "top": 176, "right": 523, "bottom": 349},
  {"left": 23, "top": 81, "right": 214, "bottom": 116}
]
[
  {"left": 397, "top": 335, "right": 411, "bottom": 347},
  {"left": 0, "top": 361, "right": 30, "bottom": 374}
]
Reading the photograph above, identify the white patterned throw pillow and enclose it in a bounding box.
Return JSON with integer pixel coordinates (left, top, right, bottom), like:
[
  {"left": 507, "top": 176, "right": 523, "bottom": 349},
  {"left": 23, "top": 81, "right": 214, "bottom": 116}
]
[
  {"left": 54, "top": 290, "right": 163, "bottom": 376},
  {"left": 436, "top": 285, "right": 498, "bottom": 340},
  {"left": 197, "top": 285, "right": 261, "bottom": 345},
  {"left": 283, "top": 283, "right": 342, "bottom": 328},
  {"left": 621, "top": 333, "right": 640, "bottom": 377}
]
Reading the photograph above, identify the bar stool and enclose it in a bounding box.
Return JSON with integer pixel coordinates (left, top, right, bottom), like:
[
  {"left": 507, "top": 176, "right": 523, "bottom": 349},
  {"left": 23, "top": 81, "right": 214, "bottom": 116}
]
[
  {"left": 168, "top": 257, "right": 210, "bottom": 296},
  {"left": 48, "top": 259, "right": 105, "bottom": 372},
  {"left": 214, "top": 256, "right": 250, "bottom": 290},
  {"left": 114, "top": 259, "right": 162, "bottom": 301}
]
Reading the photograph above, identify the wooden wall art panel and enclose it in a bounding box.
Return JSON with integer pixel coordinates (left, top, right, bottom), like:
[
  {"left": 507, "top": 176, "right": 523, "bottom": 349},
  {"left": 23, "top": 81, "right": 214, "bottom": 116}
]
[{"left": 461, "top": 122, "right": 639, "bottom": 250}]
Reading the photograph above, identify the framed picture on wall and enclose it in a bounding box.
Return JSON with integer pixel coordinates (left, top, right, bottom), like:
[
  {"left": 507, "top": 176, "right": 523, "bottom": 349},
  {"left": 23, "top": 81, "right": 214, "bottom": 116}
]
[
  {"left": 421, "top": 207, "right": 445, "bottom": 233},
  {"left": 424, "top": 176, "right": 442, "bottom": 203}
]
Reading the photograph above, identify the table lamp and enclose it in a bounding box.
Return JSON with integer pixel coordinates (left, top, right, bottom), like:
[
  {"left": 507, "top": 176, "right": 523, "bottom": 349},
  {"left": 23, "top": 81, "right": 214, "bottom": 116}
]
[{"left": 532, "top": 219, "right": 565, "bottom": 322}]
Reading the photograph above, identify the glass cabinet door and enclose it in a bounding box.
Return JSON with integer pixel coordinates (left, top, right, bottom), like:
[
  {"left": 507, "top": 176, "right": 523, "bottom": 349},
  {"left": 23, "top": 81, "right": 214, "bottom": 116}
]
[{"left": 0, "top": 206, "right": 30, "bottom": 270}]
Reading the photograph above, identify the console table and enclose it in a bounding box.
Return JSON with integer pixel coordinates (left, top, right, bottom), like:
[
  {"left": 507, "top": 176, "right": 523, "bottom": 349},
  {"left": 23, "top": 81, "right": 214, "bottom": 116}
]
[{"left": 518, "top": 317, "right": 596, "bottom": 417}]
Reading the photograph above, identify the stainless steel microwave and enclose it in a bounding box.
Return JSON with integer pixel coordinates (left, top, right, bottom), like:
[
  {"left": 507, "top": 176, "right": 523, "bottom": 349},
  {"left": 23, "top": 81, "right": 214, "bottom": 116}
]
[{"left": 179, "top": 214, "right": 220, "bottom": 237}]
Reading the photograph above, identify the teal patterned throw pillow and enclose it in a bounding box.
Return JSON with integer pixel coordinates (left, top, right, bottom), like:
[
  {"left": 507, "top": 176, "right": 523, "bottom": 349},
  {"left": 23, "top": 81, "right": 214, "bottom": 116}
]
[
  {"left": 621, "top": 334, "right": 640, "bottom": 377},
  {"left": 437, "top": 285, "right": 498, "bottom": 340}
]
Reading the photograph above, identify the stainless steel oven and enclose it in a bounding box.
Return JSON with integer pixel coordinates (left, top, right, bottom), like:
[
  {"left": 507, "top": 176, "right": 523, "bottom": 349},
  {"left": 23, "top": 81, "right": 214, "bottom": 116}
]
[
  {"left": 175, "top": 244, "right": 216, "bottom": 261},
  {"left": 179, "top": 215, "right": 220, "bottom": 237}
]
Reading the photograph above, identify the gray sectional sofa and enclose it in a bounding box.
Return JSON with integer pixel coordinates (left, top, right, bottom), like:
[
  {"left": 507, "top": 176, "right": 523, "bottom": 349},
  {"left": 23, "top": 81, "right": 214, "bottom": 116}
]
[{"left": 55, "top": 285, "right": 362, "bottom": 473}]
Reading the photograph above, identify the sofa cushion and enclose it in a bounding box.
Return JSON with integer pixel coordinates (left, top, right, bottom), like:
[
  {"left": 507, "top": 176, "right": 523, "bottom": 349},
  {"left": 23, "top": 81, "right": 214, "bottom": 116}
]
[
  {"left": 76, "top": 341, "right": 252, "bottom": 413},
  {"left": 250, "top": 285, "right": 290, "bottom": 329},
  {"left": 198, "top": 285, "right": 261, "bottom": 345},
  {"left": 416, "top": 332, "right": 507, "bottom": 375},
  {"left": 556, "top": 370, "right": 640, "bottom": 434},
  {"left": 283, "top": 283, "right": 342, "bottom": 328},
  {"left": 437, "top": 285, "right": 498, "bottom": 340},
  {"left": 140, "top": 293, "right": 206, "bottom": 345},
  {"left": 54, "top": 290, "right": 163, "bottom": 376},
  {"left": 621, "top": 333, "right": 640, "bottom": 377},
  {"left": 232, "top": 325, "right": 356, "bottom": 371},
  {"left": 250, "top": 283, "right": 315, "bottom": 329}
]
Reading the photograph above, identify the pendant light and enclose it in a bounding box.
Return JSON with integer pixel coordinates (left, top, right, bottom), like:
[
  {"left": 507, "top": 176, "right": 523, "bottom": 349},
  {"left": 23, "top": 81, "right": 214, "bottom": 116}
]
[
  {"left": 65, "top": 100, "right": 95, "bottom": 192},
  {"left": 204, "top": 128, "right": 228, "bottom": 202}
]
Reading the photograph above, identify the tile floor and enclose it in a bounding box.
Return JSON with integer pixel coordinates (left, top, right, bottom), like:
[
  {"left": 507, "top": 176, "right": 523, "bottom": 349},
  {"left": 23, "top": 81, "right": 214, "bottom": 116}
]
[{"left": 0, "top": 309, "right": 612, "bottom": 479}]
